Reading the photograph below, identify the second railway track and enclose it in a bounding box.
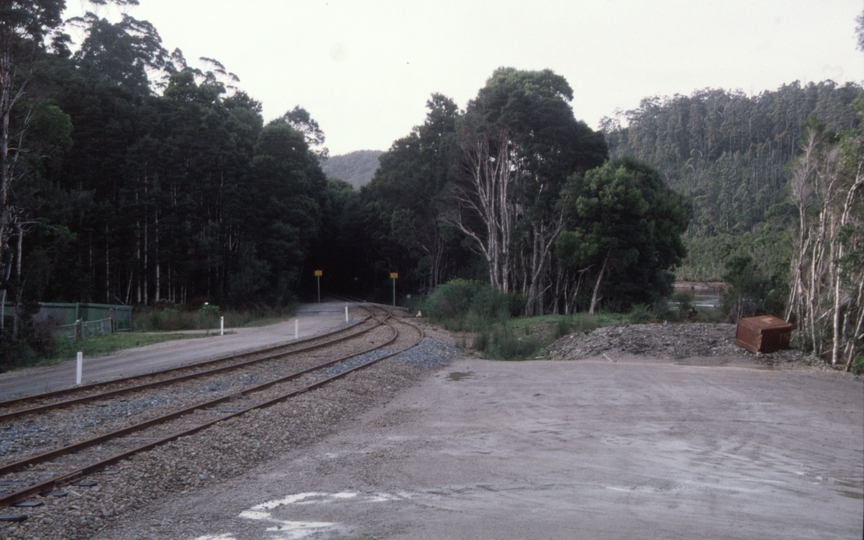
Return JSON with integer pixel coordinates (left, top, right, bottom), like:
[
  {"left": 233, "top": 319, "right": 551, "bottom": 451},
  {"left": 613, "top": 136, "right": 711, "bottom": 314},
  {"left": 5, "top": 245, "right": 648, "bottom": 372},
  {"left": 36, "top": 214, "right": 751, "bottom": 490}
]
[{"left": 0, "top": 304, "right": 424, "bottom": 513}]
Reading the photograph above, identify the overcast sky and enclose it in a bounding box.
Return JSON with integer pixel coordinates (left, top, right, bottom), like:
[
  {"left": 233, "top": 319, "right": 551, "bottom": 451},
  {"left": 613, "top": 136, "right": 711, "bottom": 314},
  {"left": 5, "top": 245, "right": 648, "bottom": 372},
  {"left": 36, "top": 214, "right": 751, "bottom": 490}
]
[{"left": 64, "top": 0, "right": 864, "bottom": 156}]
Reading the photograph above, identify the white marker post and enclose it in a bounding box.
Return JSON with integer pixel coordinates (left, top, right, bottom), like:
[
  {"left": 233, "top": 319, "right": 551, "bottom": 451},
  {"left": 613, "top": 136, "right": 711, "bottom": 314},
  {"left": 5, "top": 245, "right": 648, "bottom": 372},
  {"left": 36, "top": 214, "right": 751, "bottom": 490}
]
[
  {"left": 345, "top": 305, "right": 349, "bottom": 323},
  {"left": 76, "top": 352, "right": 83, "bottom": 386},
  {"left": 295, "top": 319, "right": 299, "bottom": 339},
  {"left": 220, "top": 316, "right": 224, "bottom": 336}
]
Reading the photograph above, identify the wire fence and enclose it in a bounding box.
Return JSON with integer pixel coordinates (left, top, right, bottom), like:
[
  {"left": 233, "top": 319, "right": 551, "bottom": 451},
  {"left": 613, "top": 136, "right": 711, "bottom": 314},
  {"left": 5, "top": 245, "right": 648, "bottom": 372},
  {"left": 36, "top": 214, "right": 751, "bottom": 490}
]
[{"left": 55, "top": 318, "right": 114, "bottom": 342}]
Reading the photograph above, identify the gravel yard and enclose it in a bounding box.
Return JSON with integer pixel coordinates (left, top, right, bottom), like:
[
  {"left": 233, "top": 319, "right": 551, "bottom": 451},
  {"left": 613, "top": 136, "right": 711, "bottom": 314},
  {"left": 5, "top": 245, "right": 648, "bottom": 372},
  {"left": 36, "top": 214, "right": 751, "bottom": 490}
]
[{"left": 2, "top": 321, "right": 861, "bottom": 539}]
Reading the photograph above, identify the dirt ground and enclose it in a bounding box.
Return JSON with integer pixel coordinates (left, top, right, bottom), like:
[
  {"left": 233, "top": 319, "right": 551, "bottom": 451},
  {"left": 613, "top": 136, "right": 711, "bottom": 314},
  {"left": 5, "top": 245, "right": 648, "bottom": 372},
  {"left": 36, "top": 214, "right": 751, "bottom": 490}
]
[{"left": 92, "top": 330, "right": 863, "bottom": 539}]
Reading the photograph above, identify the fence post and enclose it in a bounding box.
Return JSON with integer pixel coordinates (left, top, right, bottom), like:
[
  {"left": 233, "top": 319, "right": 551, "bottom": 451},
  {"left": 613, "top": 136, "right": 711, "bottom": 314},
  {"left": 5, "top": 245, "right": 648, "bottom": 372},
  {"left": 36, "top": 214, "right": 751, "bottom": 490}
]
[{"left": 75, "top": 320, "right": 82, "bottom": 342}]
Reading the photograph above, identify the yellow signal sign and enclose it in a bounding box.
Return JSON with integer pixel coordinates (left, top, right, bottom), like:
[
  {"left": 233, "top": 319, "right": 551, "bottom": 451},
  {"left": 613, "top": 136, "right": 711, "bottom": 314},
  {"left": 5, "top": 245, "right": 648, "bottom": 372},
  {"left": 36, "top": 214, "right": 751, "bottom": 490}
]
[
  {"left": 314, "top": 270, "right": 323, "bottom": 277},
  {"left": 390, "top": 272, "right": 398, "bottom": 279}
]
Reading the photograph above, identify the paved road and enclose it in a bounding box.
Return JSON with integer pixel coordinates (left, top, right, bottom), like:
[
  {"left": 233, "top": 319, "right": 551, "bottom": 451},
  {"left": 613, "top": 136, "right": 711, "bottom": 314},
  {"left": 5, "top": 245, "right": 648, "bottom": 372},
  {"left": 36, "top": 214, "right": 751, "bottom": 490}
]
[
  {"left": 0, "top": 302, "right": 353, "bottom": 401},
  {"left": 109, "top": 356, "right": 863, "bottom": 540}
]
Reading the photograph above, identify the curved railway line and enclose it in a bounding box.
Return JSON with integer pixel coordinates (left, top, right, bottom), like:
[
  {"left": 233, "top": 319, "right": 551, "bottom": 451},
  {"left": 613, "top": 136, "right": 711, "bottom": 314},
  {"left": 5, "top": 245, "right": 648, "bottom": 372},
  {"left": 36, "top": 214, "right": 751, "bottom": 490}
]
[{"left": 0, "top": 303, "right": 424, "bottom": 517}]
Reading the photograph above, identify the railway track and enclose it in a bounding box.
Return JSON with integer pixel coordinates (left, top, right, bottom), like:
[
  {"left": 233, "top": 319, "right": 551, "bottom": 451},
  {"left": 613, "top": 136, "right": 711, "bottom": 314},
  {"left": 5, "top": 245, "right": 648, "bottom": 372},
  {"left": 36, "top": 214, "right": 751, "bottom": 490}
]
[
  {"left": 0, "top": 304, "right": 377, "bottom": 417},
  {"left": 0, "top": 304, "right": 424, "bottom": 516}
]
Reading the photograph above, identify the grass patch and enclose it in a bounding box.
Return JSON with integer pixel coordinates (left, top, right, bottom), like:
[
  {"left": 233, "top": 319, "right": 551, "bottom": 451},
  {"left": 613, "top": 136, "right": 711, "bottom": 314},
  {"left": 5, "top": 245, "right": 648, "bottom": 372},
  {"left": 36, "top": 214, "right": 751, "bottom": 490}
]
[
  {"left": 461, "top": 312, "right": 627, "bottom": 361},
  {"left": 133, "top": 305, "right": 294, "bottom": 332},
  {"left": 52, "top": 332, "right": 209, "bottom": 364}
]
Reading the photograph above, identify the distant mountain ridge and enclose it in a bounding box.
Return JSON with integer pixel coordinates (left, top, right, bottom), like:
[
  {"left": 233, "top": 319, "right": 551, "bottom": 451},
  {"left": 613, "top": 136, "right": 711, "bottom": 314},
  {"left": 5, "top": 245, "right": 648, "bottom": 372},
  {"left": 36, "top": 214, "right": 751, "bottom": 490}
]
[{"left": 321, "top": 150, "right": 383, "bottom": 189}]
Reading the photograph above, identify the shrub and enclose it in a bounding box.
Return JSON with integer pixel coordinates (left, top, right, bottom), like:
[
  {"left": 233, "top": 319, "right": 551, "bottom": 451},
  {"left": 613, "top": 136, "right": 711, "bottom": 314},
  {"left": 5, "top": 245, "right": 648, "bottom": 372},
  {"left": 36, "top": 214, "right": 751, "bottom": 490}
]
[
  {"left": 424, "top": 279, "right": 482, "bottom": 321},
  {"left": 423, "top": 279, "right": 521, "bottom": 328},
  {"left": 627, "top": 304, "right": 653, "bottom": 324},
  {"left": 555, "top": 317, "right": 572, "bottom": 340},
  {"left": 851, "top": 355, "right": 864, "bottom": 376},
  {"left": 489, "top": 325, "right": 541, "bottom": 360}
]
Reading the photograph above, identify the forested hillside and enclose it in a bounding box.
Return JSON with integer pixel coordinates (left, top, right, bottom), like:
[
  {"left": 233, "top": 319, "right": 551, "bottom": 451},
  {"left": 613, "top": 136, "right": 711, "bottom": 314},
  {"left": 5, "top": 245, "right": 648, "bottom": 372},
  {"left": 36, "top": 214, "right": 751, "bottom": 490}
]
[
  {"left": 602, "top": 81, "right": 862, "bottom": 280},
  {"left": 321, "top": 150, "right": 383, "bottom": 189}
]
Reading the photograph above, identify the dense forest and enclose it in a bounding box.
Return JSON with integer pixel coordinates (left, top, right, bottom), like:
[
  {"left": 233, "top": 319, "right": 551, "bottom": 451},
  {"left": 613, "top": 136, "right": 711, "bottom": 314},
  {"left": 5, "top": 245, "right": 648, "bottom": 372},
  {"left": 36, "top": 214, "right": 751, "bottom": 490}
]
[
  {"left": 0, "top": 3, "right": 344, "bottom": 323},
  {"left": 1, "top": 1, "right": 862, "bottom": 369},
  {"left": 603, "top": 81, "right": 862, "bottom": 282}
]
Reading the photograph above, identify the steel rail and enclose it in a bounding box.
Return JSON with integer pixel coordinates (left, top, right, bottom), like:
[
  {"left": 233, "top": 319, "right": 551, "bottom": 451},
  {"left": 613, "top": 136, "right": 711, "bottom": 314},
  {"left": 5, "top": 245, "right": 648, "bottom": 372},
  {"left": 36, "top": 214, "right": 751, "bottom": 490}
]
[
  {"left": 0, "top": 309, "right": 402, "bottom": 509},
  {"left": 0, "top": 311, "right": 383, "bottom": 421},
  {"left": 0, "top": 305, "right": 374, "bottom": 415}
]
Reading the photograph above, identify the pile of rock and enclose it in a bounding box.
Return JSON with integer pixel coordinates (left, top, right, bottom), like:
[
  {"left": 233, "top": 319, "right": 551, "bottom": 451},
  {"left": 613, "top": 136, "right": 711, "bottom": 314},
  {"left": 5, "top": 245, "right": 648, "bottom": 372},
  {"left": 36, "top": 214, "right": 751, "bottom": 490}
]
[{"left": 548, "top": 322, "right": 810, "bottom": 366}]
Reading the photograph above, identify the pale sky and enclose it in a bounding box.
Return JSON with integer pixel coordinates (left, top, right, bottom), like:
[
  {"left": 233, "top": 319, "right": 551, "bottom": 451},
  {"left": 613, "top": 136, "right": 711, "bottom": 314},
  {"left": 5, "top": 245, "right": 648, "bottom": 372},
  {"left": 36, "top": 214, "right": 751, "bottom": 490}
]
[{"left": 64, "top": 0, "right": 864, "bottom": 156}]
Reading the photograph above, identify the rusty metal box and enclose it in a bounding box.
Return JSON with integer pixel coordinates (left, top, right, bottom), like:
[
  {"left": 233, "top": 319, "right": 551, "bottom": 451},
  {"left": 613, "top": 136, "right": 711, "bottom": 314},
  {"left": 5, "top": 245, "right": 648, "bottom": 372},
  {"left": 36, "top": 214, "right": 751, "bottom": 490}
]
[{"left": 735, "top": 315, "right": 792, "bottom": 353}]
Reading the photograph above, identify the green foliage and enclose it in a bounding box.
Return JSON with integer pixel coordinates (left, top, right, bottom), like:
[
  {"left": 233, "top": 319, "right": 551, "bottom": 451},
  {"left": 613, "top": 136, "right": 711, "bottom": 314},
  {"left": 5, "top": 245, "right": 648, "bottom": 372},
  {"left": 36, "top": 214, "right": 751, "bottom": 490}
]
[
  {"left": 487, "top": 325, "right": 541, "bottom": 360},
  {"left": 450, "top": 68, "right": 608, "bottom": 314},
  {"left": 423, "top": 279, "right": 481, "bottom": 322},
  {"left": 851, "top": 356, "right": 864, "bottom": 376},
  {"left": 720, "top": 255, "right": 776, "bottom": 321},
  {"left": 197, "top": 303, "right": 220, "bottom": 315},
  {"left": 678, "top": 225, "right": 791, "bottom": 282},
  {"left": 470, "top": 324, "right": 541, "bottom": 360},
  {"left": 556, "top": 158, "right": 688, "bottom": 312},
  {"left": 627, "top": 304, "right": 653, "bottom": 324},
  {"left": 55, "top": 332, "right": 206, "bottom": 363},
  {"left": 0, "top": 321, "right": 53, "bottom": 372},
  {"left": 423, "top": 279, "right": 530, "bottom": 359},
  {"left": 604, "top": 82, "right": 861, "bottom": 238},
  {"left": 423, "top": 279, "right": 521, "bottom": 330},
  {"left": 361, "top": 93, "right": 463, "bottom": 295}
]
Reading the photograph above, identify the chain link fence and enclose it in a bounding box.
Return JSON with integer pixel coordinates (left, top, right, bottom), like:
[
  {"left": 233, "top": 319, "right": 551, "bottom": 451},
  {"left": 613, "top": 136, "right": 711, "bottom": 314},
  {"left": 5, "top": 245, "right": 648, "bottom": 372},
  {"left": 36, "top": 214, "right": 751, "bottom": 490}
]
[{"left": 54, "top": 317, "right": 114, "bottom": 342}]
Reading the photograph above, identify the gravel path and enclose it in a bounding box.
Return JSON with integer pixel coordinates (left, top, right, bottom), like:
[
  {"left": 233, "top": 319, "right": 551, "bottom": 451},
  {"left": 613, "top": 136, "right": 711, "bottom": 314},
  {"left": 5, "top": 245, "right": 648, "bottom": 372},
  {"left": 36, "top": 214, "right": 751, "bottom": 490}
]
[
  {"left": 2, "top": 321, "right": 860, "bottom": 539},
  {"left": 0, "top": 324, "right": 457, "bottom": 539},
  {"left": 78, "top": 325, "right": 861, "bottom": 540}
]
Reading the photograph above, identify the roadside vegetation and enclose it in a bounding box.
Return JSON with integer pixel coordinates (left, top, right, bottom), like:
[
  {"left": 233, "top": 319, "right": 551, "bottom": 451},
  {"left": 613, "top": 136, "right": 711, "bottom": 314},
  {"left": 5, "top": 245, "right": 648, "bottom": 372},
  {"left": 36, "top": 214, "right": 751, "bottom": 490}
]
[{"left": 421, "top": 280, "right": 725, "bottom": 361}]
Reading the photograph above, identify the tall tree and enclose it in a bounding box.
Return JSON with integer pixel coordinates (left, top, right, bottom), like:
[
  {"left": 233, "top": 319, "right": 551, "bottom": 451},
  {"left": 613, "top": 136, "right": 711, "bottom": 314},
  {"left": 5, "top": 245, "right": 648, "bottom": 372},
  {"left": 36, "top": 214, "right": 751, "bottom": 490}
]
[
  {"left": 362, "top": 93, "right": 460, "bottom": 292},
  {"left": 245, "top": 118, "right": 326, "bottom": 304},
  {"left": 444, "top": 68, "right": 606, "bottom": 314},
  {"left": 786, "top": 107, "right": 864, "bottom": 369},
  {"left": 556, "top": 158, "right": 688, "bottom": 313},
  {"left": 0, "top": 0, "right": 65, "bottom": 332}
]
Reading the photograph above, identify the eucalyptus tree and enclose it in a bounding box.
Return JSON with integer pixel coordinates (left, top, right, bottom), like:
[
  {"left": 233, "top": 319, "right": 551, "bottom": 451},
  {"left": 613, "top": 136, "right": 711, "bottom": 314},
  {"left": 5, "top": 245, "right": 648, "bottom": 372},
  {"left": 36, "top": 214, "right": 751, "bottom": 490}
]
[
  {"left": 0, "top": 0, "right": 66, "bottom": 333},
  {"left": 55, "top": 9, "right": 169, "bottom": 304},
  {"left": 282, "top": 106, "right": 328, "bottom": 161},
  {"left": 444, "top": 68, "right": 606, "bottom": 314},
  {"left": 786, "top": 109, "right": 864, "bottom": 369}
]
